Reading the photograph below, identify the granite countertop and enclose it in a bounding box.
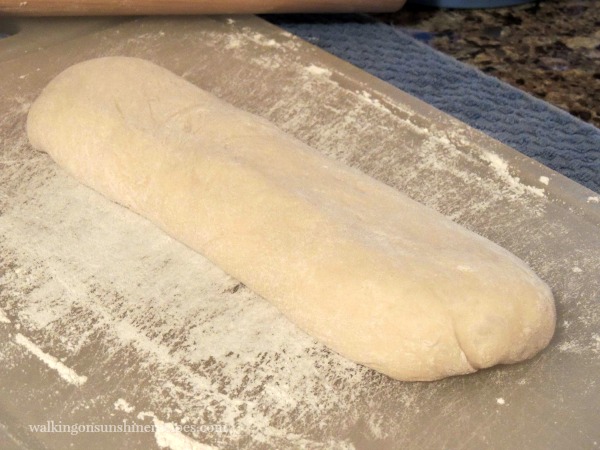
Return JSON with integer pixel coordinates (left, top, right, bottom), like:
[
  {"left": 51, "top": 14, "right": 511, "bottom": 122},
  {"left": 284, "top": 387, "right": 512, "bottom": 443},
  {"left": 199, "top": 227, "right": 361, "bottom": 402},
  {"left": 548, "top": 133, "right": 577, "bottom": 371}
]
[{"left": 379, "top": 0, "right": 600, "bottom": 128}]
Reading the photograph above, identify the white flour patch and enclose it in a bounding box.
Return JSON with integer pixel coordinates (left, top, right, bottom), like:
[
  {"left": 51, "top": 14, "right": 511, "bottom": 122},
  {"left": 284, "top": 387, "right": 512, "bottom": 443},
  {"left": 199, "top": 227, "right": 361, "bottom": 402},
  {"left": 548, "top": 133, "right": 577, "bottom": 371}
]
[
  {"left": 480, "top": 151, "right": 545, "bottom": 198},
  {"left": 572, "top": 267, "right": 583, "bottom": 273},
  {"left": 359, "top": 90, "right": 395, "bottom": 117},
  {"left": 217, "top": 29, "right": 300, "bottom": 64},
  {"left": 496, "top": 398, "right": 506, "bottom": 405},
  {"left": 366, "top": 413, "right": 386, "bottom": 440},
  {"left": 592, "top": 334, "right": 600, "bottom": 354},
  {"left": 539, "top": 176, "right": 549, "bottom": 185},
  {"left": 587, "top": 196, "right": 599, "bottom": 203},
  {"left": 114, "top": 398, "right": 135, "bottom": 413},
  {"left": 224, "top": 35, "right": 242, "bottom": 50},
  {"left": 137, "top": 411, "right": 216, "bottom": 450},
  {"left": 305, "top": 64, "right": 332, "bottom": 77},
  {"left": 557, "top": 340, "right": 585, "bottom": 354},
  {"left": 250, "top": 54, "right": 281, "bottom": 70},
  {"left": 248, "top": 32, "right": 281, "bottom": 48},
  {"left": 559, "top": 335, "right": 600, "bottom": 355},
  {"left": 0, "top": 308, "right": 10, "bottom": 323},
  {"left": 14, "top": 333, "right": 88, "bottom": 386}
]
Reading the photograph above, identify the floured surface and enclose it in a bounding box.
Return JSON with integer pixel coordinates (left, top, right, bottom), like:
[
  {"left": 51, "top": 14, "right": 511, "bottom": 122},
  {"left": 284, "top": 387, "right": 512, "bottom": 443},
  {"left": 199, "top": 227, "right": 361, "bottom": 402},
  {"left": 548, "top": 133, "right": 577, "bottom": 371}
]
[{"left": 0, "top": 16, "right": 599, "bottom": 450}]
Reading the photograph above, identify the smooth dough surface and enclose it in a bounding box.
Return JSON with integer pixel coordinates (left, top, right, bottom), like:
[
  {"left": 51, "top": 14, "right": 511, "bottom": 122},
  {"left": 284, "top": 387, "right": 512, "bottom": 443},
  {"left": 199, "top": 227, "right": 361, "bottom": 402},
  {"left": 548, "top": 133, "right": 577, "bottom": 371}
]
[{"left": 27, "top": 57, "right": 556, "bottom": 381}]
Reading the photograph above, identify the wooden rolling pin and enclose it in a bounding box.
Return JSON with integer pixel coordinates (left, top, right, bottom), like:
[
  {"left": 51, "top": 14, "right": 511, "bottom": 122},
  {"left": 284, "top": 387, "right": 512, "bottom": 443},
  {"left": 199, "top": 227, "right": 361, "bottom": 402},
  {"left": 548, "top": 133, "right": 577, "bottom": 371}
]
[{"left": 0, "top": 0, "right": 407, "bottom": 15}]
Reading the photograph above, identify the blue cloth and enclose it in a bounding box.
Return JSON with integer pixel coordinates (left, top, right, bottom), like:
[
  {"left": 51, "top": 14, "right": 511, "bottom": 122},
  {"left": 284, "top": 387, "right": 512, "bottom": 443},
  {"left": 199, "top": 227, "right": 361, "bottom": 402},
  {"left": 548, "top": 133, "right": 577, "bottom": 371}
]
[{"left": 265, "top": 14, "right": 600, "bottom": 193}]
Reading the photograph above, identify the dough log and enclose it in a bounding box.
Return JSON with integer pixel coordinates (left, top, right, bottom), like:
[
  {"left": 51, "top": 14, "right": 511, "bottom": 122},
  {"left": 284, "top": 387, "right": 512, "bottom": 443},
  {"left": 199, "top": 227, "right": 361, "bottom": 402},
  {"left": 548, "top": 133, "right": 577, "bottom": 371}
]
[{"left": 27, "top": 57, "right": 555, "bottom": 381}]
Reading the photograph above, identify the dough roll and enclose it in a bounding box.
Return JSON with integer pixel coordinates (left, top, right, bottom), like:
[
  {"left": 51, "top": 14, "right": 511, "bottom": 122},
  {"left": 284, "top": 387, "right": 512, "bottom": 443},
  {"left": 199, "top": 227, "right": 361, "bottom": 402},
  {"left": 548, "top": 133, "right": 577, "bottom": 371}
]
[{"left": 27, "top": 57, "right": 555, "bottom": 381}]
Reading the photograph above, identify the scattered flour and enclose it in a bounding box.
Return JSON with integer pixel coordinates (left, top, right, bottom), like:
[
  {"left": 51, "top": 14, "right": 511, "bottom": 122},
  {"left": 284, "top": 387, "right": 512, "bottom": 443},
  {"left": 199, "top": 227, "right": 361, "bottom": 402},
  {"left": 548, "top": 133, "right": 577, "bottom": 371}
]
[
  {"left": 0, "top": 308, "right": 10, "bottom": 323},
  {"left": 587, "top": 196, "right": 599, "bottom": 204},
  {"left": 14, "top": 333, "right": 88, "bottom": 386},
  {"left": 137, "top": 412, "right": 216, "bottom": 450},
  {"left": 539, "top": 176, "right": 550, "bottom": 185},
  {"left": 592, "top": 334, "right": 600, "bottom": 354},
  {"left": 305, "top": 64, "right": 332, "bottom": 77},
  {"left": 480, "top": 151, "right": 545, "bottom": 198},
  {"left": 572, "top": 267, "right": 583, "bottom": 273},
  {"left": 224, "top": 35, "right": 242, "bottom": 50},
  {"left": 248, "top": 32, "right": 281, "bottom": 48},
  {"left": 114, "top": 398, "right": 135, "bottom": 414},
  {"left": 557, "top": 340, "right": 585, "bottom": 354},
  {"left": 223, "top": 29, "right": 299, "bottom": 53},
  {"left": 366, "top": 413, "right": 387, "bottom": 440},
  {"left": 560, "top": 335, "right": 600, "bottom": 355},
  {"left": 496, "top": 398, "right": 506, "bottom": 405},
  {"left": 359, "top": 90, "right": 395, "bottom": 116}
]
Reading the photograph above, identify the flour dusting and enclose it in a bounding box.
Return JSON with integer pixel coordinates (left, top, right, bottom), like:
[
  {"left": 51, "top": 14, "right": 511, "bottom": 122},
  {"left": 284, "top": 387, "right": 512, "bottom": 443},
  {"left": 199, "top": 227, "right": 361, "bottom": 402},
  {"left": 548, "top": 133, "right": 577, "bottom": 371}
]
[
  {"left": 14, "top": 333, "right": 88, "bottom": 386},
  {"left": 0, "top": 308, "right": 10, "bottom": 323},
  {"left": 480, "top": 151, "right": 545, "bottom": 198},
  {"left": 305, "top": 64, "right": 332, "bottom": 77},
  {"left": 114, "top": 398, "right": 135, "bottom": 413},
  {"left": 558, "top": 340, "right": 586, "bottom": 354},
  {"left": 137, "top": 412, "right": 216, "bottom": 450},
  {"left": 224, "top": 36, "right": 242, "bottom": 50},
  {"left": 248, "top": 32, "right": 281, "bottom": 48}
]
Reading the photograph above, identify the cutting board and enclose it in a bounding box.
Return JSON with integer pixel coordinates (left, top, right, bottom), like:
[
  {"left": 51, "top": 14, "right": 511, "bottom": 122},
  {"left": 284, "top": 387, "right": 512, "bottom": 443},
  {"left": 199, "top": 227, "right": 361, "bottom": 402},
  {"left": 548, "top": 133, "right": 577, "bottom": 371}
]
[{"left": 0, "top": 16, "right": 599, "bottom": 450}]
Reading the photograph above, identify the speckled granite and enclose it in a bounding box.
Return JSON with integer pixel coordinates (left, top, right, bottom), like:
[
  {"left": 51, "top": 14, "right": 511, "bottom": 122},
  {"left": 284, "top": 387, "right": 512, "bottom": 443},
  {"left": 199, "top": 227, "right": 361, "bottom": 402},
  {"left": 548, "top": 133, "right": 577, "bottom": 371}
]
[{"left": 380, "top": 0, "right": 600, "bottom": 128}]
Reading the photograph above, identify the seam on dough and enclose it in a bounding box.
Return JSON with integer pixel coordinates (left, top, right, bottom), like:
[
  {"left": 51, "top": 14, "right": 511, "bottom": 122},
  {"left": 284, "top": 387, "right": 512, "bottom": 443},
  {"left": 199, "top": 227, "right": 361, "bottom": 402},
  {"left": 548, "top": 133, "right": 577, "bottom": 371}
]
[{"left": 451, "top": 320, "right": 478, "bottom": 371}]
